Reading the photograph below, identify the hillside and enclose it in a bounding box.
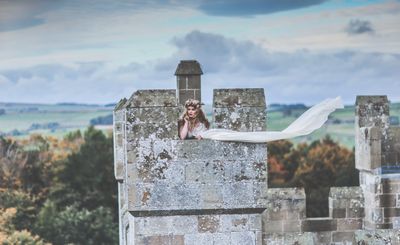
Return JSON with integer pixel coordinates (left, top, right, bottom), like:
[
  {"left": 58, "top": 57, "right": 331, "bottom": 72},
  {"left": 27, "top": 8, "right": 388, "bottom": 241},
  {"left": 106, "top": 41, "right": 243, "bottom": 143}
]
[{"left": 0, "top": 102, "right": 112, "bottom": 137}]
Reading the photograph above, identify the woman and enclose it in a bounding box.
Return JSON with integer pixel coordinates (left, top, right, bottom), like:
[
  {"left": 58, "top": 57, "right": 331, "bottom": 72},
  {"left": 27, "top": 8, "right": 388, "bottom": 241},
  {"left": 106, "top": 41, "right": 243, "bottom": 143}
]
[{"left": 179, "top": 99, "right": 210, "bottom": 140}]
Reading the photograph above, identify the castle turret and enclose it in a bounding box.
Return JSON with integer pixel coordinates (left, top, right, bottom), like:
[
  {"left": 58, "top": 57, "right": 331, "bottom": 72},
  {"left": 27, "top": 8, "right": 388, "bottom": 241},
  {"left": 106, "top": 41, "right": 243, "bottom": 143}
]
[
  {"left": 175, "top": 60, "right": 203, "bottom": 105},
  {"left": 355, "top": 96, "right": 400, "bottom": 230}
]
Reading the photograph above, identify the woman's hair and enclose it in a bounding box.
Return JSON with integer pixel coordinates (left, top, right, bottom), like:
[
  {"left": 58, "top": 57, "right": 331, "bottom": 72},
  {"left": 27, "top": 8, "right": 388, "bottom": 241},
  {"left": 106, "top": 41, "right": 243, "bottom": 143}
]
[{"left": 178, "top": 99, "right": 210, "bottom": 134}]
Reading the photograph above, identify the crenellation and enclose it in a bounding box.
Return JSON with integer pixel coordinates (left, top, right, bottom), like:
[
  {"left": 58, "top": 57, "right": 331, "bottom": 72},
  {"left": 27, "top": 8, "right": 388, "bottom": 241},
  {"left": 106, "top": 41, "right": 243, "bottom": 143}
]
[{"left": 213, "top": 88, "right": 267, "bottom": 132}]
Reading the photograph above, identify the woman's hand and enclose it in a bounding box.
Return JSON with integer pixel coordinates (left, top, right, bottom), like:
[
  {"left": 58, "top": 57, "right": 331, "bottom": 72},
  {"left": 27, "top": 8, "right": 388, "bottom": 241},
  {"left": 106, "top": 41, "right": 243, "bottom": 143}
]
[
  {"left": 184, "top": 115, "right": 189, "bottom": 123},
  {"left": 196, "top": 135, "right": 202, "bottom": 140}
]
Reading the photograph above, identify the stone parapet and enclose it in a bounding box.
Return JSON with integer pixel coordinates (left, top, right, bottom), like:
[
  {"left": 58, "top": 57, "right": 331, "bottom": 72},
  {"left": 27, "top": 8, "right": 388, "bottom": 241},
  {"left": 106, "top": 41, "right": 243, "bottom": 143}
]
[
  {"left": 355, "top": 95, "right": 389, "bottom": 128},
  {"left": 124, "top": 89, "right": 177, "bottom": 108},
  {"left": 355, "top": 95, "right": 392, "bottom": 172},
  {"left": 125, "top": 139, "right": 267, "bottom": 213},
  {"left": 329, "top": 187, "right": 364, "bottom": 219},
  {"left": 262, "top": 188, "right": 305, "bottom": 234}
]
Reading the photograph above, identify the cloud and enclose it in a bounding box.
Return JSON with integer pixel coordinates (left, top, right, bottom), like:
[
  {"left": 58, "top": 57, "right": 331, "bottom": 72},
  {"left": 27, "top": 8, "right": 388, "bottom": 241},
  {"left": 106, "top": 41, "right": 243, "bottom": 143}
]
[
  {"left": 345, "top": 19, "right": 374, "bottom": 35},
  {"left": 158, "top": 31, "right": 400, "bottom": 104},
  {"left": 1, "top": 31, "right": 399, "bottom": 105},
  {"left": 0, "top": 0, "right": 329, "bottom": 33},
  {"left": 197, "top": 0, "right": 327, "bottom": 16},
  {"left": 0, "top": 0, "right": 61, "bottom": 32}
]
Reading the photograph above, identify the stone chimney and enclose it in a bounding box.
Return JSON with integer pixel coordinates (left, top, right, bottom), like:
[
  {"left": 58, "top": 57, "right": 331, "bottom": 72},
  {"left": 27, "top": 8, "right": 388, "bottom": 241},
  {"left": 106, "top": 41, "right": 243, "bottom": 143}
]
[{"left": 175, "top": 60, "right": 203, "bottom": 105}]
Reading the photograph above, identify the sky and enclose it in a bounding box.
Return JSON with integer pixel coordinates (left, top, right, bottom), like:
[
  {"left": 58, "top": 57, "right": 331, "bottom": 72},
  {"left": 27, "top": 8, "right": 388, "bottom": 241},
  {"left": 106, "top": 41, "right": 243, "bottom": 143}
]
[{"left": 0, "top": 0, "right": 399, "bottom": 105}]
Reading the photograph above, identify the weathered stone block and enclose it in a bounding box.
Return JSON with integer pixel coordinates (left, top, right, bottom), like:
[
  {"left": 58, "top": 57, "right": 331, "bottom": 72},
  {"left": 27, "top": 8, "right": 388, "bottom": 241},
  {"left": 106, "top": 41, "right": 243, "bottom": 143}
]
[
  {"left": 264, "top": 209, "right": 287, "bottom": 221},
  {"left": 184, "top": 233, "right": 213, "bottom": 245},
  {"left": 134, "top": 216, "right": 172, "bottom": 235},
  {"left": 201, "top": 183, "right": 223, "bottom": 206},
  {"left": 170, "top": 216, "right": 198, "bottom": 234},
  {"left": 198, "top": 215, "right": 220, "bottom": 233},
  {"left": 135, "top": 235, "right": 184, "bottom": 245},
  {"left": 287, "top": 209, "right": 303, "bottom": 220},
  {"left": 125, "top": 89, "right": 177, "bottom": 108},
  {"left": 263, "top": 233, "right": 314, "bottom": 245},
  {"left": 393, "top": 217, "right": 400, "bottom": 229},
  {"left": 313, "top": 231, "right": 332, "bottom": 244},
  {"left": 301, "top": 218, "right": 337, "bottom": 232},
  {"left": 364, "top": 221, "right": 393, "bottom": 229},
  {"left": 126, "top": 107, "right": 178, "bottom": 126},
  {"left": 347, "top": 207, "right": 364, "bottom": 218},
  {"left": 355, "top": 229, "right": 400, "bottom": 244},
  {"left": 127, "top": 122, "right": 178, "bottom": 140},
  {"left": 355, "top": 95, "right": 389, "bottom": 128},
  {"left": 248, "top": 214, "right": 262, "bottom": 231},
  {"left": 331, "top": 208, "right": 346, "bottom": 218},
  {"left": 213, "top": 233, "right": 231, "bottom": 245},
  {"left": 379, "top": 194, "right": 397, "bottom": 207},
  {"left": 185, "top": 163, "right": 202, "bottom": 182},
  {"left": 113, "top": 108, "right": 126, "bottom": 121},
  {"left": 370, "top": 208, "right": 384, "bottom": 223},
  {"left": 255, "top": 231, "right": 262, "bottom": 245},
  {"left": 220, "top": 214, "right": 250, "bottom": 232},
  {"left": 230, "top": 231, "right": 256, "bottom": 245},
  {"left": 337, "top": 218, "right": 362, "bottom": 231},
  {"left": 329, "top": 186, "right": 363, "bottom": 201},
  {"left": 332, "top": 231, "right": 355, "bottom": 243},
  {"left": 384, "top": 207, "right": 400, "bottom": 217},
  {"left": 397, "top": 194, "right": 400, "bottom": 207},
  {"left": 283, "top": 220, "right": 301, "bottom": 232},
  {"left": 213, "top": 89, "right": 266, "bottom": 108},
  {"left": 213, "top": 107, "right": 266, "bottom": 132},
  {"left": 223, "top": 182, "right": 255, "bottom": 207},
  {"left": 128, "top": 182, "right": 203, "bottom": 211},
  {"left": 382, "top": 178, "right": 400, "bottom": 193},
  {"left": 263, "top": 220, "right": 283, "bottom": 233},
  {"left": 266, "top": 188, "right": 306, "bottom": 213}
]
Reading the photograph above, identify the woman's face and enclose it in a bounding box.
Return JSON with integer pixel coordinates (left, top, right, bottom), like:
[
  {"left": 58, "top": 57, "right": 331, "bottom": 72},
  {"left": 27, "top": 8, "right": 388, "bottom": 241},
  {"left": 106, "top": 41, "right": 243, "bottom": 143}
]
[{"left": 187, "top": 106, "right": 197, "bottom": 118}]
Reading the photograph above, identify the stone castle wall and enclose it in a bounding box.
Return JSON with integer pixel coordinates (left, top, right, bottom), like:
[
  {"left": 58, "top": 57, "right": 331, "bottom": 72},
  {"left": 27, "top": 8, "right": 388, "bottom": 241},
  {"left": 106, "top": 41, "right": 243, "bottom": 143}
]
[
  {"left": 113, "top": 62, "right": 400, "bottom": 244},
  {"left": 114, "top": 88, "right": 269, "bottom": 244}
]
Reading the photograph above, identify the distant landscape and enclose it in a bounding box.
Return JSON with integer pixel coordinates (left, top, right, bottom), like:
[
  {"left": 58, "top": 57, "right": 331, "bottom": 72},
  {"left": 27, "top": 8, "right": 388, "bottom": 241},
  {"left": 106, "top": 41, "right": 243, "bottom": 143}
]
[
  {"left": 0, "top": 102, "right": 114, "bottom": 138},
  {"left": 1, "top": 101, "right": 399, "bottom": 149}
]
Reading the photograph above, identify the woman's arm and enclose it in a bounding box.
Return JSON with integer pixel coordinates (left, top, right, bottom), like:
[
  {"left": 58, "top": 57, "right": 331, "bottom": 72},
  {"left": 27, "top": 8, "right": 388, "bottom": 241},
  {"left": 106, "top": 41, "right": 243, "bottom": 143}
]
[{"left": 179, "top": 119, "right": 189, "bottom": 140}]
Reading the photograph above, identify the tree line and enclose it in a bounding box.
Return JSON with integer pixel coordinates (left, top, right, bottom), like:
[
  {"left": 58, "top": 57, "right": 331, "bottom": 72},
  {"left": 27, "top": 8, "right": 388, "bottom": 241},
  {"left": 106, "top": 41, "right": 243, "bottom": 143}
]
[
  {"left": 0, "top": 127, "right": 118, "bottom": 244},
  {"left": 268, "top": 136, "right": 358, "bottom": 217}
]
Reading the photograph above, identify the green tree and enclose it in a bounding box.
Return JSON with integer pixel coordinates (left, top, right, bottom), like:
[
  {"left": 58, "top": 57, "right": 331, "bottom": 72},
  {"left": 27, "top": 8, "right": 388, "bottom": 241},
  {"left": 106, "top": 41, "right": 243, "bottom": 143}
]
[
  {"left": 0, "top": 190, "right": 37, "bottom": 232},
  {"left": 50, "top": 126, "right": 116, "bottom": 211},
  {"left": 268, "top": 136, "right": 358, "bottom": 217},
  {"left": 35, "top": 202, "right": 117, "bottom": 245}
]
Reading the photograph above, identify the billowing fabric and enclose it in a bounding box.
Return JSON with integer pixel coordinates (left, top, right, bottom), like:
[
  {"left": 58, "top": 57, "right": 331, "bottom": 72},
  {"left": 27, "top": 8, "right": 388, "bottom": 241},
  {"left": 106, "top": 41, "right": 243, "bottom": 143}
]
[{"left": 200, "top": 97, "right": 343, "bottom": 143}]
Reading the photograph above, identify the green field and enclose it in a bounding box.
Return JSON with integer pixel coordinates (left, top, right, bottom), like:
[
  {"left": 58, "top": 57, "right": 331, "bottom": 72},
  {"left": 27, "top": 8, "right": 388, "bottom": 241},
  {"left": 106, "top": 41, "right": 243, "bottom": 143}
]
[{"left": 0, "top": 103, "right": 113, "bottom": 138}]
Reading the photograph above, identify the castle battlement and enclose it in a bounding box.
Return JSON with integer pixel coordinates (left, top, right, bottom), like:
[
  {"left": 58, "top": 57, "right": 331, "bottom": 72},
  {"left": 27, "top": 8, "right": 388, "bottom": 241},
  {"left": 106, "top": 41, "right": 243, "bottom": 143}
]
[{"left": 113, "top": 61, "right": 400, "bottom": 244}]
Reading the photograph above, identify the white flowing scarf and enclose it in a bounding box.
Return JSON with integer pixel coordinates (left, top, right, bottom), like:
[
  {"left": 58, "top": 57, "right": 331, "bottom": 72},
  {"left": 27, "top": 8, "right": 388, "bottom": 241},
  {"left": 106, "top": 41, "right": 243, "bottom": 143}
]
[{"left": 200, "top": 96, "right": 344, "bottom": 143}]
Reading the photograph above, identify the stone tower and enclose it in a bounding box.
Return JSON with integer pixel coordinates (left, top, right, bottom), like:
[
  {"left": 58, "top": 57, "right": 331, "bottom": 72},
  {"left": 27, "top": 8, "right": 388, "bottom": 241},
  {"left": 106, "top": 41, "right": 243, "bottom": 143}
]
[
  {"left": 114, "top": 61, "right": 400, "bottom": 244},
  {"left": 355, "top": 96, "right": 400, "bottom": 230},
  {"left": 175, "top": 60, "right": 203, "bottom": 105}
]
